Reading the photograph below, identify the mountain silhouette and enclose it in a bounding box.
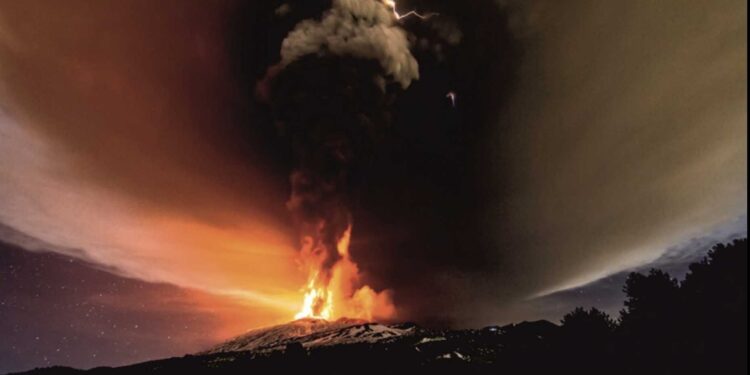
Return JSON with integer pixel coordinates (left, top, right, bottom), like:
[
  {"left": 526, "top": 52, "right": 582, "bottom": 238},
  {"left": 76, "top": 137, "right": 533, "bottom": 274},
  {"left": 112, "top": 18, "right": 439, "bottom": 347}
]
[{"left": 10, "top": 239, "right": 746, "bottom": 375}]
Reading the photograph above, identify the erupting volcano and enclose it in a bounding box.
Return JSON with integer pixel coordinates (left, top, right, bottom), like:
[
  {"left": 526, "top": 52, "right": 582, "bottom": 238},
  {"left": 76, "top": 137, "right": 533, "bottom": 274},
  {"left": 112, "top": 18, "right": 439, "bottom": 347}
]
[
  {"left": 294, "top": 225, "right": 394, "bottom": 321},
  {"left": 1, "top": 0, "right": 747, "bottom": 373},
  {"left": 257, "top": 0, "right": 426, "bottom": 322}
]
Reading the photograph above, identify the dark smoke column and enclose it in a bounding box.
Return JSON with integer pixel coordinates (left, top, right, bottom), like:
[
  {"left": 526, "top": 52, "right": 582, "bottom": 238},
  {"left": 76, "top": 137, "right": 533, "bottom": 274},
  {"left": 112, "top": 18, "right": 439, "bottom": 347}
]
[{"left": 257, "top": 0, "right": 420, "bottom": 320}]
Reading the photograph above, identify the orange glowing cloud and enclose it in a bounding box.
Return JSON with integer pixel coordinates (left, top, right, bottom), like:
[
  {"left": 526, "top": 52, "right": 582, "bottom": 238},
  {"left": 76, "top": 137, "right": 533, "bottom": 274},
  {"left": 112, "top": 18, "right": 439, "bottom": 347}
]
[
  {"left": 0, "top": 0, "right": 317, "bottom": 329},
  {"left": 0, "top": 109, "right": 310, "bottom": 326}
]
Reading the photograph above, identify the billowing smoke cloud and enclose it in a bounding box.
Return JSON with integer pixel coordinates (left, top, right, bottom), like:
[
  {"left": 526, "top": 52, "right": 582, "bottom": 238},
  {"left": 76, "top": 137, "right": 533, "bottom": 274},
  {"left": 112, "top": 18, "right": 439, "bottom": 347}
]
[
  {"left": 280, "top": 0, "right": 419, "bottom": 89},
  {"left": 0, "top": 0, "right": 745, "bottom": 330},
  {"left": 259, "top": 0, "right": 425, "bottom": 319},
  {"left": 306, "top": 0, "right": 746, "bottom": 326}
]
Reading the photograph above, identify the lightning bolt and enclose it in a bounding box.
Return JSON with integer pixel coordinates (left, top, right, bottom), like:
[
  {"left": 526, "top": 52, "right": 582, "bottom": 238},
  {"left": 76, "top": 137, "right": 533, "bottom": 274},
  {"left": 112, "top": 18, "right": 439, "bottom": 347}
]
[{"left": 383, "top": 0, "right": 438, "bottom": 21}]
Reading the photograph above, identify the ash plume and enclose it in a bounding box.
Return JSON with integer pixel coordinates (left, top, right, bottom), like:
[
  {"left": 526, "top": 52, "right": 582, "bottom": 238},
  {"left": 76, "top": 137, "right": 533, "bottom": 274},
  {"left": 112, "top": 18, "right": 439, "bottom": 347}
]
[
  {"left": 271, "top": 57, "right": 393, "bottom": 274},
  {"left": 248, "top": 0, "right": 515, "bottom": 323},
  {"left": 279, "top": 0, "right": 419, "bottom": 89},
  {"left": 1, "top": 0, "right": 738, "bottom": 331},
  {"left": 259, "top": 0, "right": 422, "bottom": 313}
]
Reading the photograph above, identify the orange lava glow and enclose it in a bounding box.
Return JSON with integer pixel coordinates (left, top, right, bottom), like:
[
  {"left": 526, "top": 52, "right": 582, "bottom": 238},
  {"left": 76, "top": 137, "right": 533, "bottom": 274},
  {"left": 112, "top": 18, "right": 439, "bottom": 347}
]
[{"left": 295, "top": 226, "right": 395, "bottom": 321}]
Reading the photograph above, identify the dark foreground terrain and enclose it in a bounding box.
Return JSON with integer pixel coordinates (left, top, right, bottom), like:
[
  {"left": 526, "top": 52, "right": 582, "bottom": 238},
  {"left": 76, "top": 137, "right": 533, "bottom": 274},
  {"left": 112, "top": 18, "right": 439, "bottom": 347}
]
[{"left": 12, "top": 239, "right": 747, "bottom": 375}]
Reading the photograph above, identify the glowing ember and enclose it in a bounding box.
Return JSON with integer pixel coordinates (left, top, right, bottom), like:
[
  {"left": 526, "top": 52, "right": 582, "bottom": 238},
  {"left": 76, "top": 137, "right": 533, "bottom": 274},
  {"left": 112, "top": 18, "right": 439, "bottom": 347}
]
[{"left": 294, "top": 226, "right": 395, "bottom": 321}]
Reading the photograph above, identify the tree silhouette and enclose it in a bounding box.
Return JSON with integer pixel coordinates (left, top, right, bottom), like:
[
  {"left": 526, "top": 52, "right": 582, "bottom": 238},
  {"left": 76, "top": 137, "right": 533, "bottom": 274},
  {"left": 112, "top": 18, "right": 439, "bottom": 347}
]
[
  {"left": 561, "top": 307, "right": 615, "bottom": 338},
  {"left": 620, "top": 269, "right": 680, "bottom": 328},
  {"left": 615, "top": 239, "right": 748, "bottom": 375},
  {"left": 557, "top": 307, "right": 616, "bottom": 372},
  {"left": 680, "top": 239, "right": 748, "bottom": 374},
  {"left": 617, "top": 269, "right": 681, "bottom": 373}
]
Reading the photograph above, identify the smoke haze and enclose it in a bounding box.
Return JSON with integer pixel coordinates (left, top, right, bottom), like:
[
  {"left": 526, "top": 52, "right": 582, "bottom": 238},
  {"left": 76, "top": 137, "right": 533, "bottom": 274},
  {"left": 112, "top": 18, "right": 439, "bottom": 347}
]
[{"left": 0, "top": 0, "right": 745, "bottom": 327}]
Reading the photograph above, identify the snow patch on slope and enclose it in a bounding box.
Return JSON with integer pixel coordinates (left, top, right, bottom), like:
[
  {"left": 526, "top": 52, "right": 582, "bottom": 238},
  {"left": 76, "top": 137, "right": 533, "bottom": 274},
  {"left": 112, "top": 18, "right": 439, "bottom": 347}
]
[{"left": 202, "top": 318, "right": 417, "bottom": 354}]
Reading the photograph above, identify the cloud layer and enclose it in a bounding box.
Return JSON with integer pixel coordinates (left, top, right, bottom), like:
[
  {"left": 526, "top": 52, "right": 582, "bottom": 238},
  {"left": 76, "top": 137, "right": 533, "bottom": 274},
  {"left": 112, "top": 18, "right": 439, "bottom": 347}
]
[
  {"left": 0, "top": 0, "right": 746, "bottom": 328},
  {"left": 0, "top": 0, "right": 302, "bottom": 321}
]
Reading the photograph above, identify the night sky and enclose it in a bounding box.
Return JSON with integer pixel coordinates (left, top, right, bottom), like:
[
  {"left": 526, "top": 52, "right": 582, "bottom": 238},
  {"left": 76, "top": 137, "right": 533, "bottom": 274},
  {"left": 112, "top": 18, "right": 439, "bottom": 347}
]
[
  {"left": 0, "top": 236, "right": 268, "bottom": 373},
  {"left": 0, "top": 0, "right": 746, "bottom": 373}
]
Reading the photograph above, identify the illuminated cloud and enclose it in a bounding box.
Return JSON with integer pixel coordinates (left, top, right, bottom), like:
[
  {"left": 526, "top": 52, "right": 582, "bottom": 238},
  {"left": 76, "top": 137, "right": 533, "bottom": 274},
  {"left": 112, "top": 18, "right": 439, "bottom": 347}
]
[
  {"left": 280, "top": 0, "right": 419, "bottom": 88},
  {"left": 483, "top": 0, "right": 747, "bottom": 309},
  {"left": 0, "top": 1, "right": 302, "bottom": 321},
  {"left": 0, "top": 0, "right": 745, "bottom": 329}
]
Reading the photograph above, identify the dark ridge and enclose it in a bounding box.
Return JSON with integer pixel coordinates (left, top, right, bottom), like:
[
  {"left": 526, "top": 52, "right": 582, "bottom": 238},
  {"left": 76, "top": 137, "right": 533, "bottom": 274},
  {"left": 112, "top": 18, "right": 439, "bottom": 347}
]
[{"left": 10, "top": 239, "right": 746, "bottom": 375}]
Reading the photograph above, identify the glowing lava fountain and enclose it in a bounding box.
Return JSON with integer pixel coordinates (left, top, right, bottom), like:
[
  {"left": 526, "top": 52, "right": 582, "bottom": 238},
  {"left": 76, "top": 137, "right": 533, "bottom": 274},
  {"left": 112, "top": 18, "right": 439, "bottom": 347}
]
[{"left": 294, "top": 225, "right": 395, "bottom": 321}]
